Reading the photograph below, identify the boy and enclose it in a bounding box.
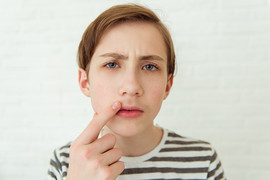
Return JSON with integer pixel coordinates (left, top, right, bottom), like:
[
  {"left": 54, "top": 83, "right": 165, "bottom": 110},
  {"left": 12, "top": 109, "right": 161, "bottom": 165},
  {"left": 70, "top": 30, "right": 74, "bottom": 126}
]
[{"left": 47, "top": 4, "right": 226, "bottom": 180}]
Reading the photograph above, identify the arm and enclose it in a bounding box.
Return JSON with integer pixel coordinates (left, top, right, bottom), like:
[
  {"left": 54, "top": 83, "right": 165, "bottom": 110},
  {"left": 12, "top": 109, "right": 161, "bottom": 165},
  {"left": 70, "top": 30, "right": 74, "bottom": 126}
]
[{"left": 47, "top": 148, "right": 67, "bottom": 180}]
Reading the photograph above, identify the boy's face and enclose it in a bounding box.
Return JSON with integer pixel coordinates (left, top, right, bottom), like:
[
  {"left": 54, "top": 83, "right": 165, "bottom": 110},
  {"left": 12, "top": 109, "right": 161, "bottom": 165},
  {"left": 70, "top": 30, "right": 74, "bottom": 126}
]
[{"left": 80, "top": 22, "right": 173, "bottom": 137}]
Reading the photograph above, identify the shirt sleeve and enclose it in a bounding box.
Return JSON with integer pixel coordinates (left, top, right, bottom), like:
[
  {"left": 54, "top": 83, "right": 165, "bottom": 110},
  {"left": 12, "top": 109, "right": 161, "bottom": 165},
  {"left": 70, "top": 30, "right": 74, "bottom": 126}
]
[
  {"left": 47, "top": 149, "right": 64, "bottom": 180},
  {"left": 207, "top": 147, "right": 226, "bottom": 180}
]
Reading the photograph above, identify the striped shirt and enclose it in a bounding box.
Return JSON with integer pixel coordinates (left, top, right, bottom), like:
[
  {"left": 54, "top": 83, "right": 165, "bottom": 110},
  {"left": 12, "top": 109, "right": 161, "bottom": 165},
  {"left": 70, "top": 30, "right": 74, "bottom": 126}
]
[{"left": 47, "top": 128, "right": 226, "bottom": 180}]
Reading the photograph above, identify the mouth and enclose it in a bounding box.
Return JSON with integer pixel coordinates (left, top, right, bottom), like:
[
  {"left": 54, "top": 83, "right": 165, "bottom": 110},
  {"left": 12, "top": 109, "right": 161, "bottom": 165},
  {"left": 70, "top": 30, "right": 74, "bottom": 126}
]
[{"left": 116, "top": 106, "right": 144, "bottom": 118}]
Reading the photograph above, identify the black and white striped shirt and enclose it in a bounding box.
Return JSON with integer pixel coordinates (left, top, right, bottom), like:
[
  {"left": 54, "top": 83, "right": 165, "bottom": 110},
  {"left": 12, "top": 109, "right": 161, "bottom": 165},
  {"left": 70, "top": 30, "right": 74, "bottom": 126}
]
[{"left": 47, "top": 128, "right": 226, "bottom": 179}]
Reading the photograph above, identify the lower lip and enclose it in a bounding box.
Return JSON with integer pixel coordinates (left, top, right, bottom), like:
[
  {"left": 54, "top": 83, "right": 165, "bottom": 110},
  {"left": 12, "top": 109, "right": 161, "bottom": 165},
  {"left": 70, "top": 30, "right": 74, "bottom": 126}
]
[{"left": 116, "top": 110, "right": 144, "bottom": 118}]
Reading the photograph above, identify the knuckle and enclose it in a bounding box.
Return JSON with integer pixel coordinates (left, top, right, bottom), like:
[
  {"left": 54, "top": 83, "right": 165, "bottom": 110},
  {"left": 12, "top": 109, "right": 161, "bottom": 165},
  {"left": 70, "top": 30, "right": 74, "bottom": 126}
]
[
  {"left": 82, "top": 146, "right": 96, "bottom": 158},
  {"left": 92, "top": 156, "right": 103, "bottom": 166},
  {"left": 86, "top": 145, "right": 95, "bottom": 154},
  {"left": 101, "top": 167, "right": 113, "bottom": 180},
  {"left": 71, "top": 145, "right": 96, "bottom": 161},
  {"left": 86, "top": 158, "right": 101, "bottom": 172}
]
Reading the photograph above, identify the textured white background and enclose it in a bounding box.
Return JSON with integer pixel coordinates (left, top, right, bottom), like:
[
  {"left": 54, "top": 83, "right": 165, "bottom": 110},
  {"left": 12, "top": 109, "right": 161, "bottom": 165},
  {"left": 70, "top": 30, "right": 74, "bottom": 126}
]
[{"left": 0, "top": 0, "right": 270, "bottom": 179}]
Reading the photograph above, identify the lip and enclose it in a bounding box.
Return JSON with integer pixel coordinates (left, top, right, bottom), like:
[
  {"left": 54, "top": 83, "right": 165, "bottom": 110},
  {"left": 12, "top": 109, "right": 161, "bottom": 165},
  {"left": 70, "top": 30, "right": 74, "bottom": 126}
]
[{"left": 116, "top": 106, "right": 144, "bottom": 118}]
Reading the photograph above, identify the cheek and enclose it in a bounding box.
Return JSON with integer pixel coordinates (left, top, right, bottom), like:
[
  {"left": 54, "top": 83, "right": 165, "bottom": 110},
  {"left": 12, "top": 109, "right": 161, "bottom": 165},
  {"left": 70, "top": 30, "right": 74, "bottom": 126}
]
[
  {"left": 145, "top": 83, "right": 166, "bottom": 119},
  {"left": 90, "top": 82, "right": 113, "bottom": 113},
  {"left": 148, "top": 82, "right": 167, "bottom": 103}
]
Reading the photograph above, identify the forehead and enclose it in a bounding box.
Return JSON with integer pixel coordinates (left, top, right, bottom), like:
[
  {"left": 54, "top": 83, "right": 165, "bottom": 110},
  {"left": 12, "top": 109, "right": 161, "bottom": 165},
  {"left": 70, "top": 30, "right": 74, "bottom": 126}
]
[{"left": 94, "top": 21, "right": 167, "bottom": 59}]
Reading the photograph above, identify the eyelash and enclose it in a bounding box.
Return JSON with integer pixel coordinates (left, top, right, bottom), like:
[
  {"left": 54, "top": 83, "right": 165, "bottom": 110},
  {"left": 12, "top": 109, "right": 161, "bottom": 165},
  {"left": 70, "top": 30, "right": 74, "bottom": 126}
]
[
  {"left": 143, "top": 64, "right": 159, "bottom": 71},
  {"left": 104, "top": 62, "right": 119, "bottom": 69},
  {"left": 104, "top": 61, "right": 159, "bottom": 71}
]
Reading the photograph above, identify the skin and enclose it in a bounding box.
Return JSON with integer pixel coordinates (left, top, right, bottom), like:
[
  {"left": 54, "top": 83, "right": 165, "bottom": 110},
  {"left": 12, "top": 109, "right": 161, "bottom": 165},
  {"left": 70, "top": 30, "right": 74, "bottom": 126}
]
[{"left": 67, "top": 22, "right": 174, "bottom": 180}]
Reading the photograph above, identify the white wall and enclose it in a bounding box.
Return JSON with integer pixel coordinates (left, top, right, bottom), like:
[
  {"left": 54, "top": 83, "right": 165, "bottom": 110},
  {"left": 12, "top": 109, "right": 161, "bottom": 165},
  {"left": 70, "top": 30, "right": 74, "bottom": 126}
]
[{"left": 0, "top": 0, "right": 269, "bottom": 179}]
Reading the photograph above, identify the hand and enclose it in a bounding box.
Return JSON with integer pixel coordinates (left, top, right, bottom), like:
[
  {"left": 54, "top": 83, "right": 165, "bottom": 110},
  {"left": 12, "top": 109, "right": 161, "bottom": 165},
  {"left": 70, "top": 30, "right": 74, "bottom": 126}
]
[{"left": 66, "top": 102, "right": 125, "bottom": 180}]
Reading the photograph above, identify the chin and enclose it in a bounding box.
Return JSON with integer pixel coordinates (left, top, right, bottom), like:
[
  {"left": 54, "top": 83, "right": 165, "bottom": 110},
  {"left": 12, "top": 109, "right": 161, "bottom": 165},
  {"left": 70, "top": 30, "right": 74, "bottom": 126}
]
[{"left": 106, "top": 118, "right": 148, "bottom": 138}]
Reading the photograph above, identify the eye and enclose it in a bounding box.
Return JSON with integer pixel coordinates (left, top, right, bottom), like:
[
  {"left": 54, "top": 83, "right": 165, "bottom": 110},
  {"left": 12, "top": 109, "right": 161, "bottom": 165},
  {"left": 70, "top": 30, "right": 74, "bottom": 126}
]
[
  {"left": 143, "top": 64, "right": 158, "bottom": 71},
  {"left": 105, "top": 62, "right": 119, "bottom": 69}
]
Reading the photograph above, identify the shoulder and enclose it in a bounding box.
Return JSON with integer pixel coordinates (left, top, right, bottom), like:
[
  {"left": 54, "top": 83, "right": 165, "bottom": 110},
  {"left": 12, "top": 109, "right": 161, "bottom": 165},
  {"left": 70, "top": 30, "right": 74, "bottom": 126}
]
[
  {"left": 165, "top": 129, "right": 212, "bottom": 148},
  {"left": 164, "top": 129, "right": 226, "bottom": 179},
  {"left": 162, "top": 129, "right": 219, "bottom": 161}
]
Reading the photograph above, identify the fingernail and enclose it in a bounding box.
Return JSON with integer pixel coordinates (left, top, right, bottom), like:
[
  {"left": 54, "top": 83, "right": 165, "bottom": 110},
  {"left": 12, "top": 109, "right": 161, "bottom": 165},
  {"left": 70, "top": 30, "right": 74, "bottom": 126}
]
[{"left": 112, "top": 102, "right": 121, "bottom": 110}]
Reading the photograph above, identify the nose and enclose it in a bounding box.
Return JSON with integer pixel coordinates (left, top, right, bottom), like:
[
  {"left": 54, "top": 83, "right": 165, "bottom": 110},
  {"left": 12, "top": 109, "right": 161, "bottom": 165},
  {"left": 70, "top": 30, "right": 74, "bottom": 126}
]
[{"left": 119, "top": 71, "right": 144, "bottom": 97}]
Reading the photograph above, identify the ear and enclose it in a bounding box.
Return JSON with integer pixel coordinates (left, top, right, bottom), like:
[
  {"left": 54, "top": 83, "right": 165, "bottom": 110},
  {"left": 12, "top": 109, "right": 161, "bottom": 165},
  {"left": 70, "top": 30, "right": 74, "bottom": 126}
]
[
  {"left": 78, "top": 68, "right": 91, "bottom": 97},
  {"left": 163, "top": 74, "right": 174, "bottom": 100}
]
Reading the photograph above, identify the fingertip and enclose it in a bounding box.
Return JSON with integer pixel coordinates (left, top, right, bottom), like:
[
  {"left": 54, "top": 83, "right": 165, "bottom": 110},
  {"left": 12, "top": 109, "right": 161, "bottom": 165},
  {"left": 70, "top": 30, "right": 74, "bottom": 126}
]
[
  {"left": 112, "top": 102, "right": 121, "bottom": 110},
  {"left": 120, "top": 161, "right": 125, "bottom": 171},
  {"left": 106, "top": 133, "right": 117, "bottom": 143}
]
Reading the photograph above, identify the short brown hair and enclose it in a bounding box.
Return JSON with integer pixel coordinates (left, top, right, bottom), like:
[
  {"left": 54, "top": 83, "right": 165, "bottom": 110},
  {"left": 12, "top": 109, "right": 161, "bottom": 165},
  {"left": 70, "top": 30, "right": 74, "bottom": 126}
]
[{"left": 77, "top": 4, "right": 175, "bottom": 76}]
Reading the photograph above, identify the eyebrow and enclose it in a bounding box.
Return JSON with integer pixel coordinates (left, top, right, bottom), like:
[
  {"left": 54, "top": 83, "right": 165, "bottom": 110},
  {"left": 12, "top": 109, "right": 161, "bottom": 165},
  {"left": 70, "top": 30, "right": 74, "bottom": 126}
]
[
  {"left": 100, "top": 53, "right": 164, "bottom": 61},
  {"left": 100, "top": 53, "right": 128, "bottom": 60}
]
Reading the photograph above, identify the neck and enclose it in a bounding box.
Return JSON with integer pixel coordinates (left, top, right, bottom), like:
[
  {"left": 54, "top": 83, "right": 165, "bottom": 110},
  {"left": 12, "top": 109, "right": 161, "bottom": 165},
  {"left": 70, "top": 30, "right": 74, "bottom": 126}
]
[{"left": 102, "top": 125, "right": 163, "bottom": 157}]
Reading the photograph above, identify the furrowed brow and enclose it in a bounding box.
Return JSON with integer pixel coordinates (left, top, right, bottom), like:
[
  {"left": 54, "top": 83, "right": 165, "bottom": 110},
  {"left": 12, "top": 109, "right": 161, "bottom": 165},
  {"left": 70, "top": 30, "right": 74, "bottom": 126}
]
[
  {"left": 100, "top": 53, "right": 164, "bottom": 61},
  {"left": 100, "top": 53, "right": 128, "bottom": 60},
  {"left": 140, "top": 55, "right": 164, "bottom": 61}
]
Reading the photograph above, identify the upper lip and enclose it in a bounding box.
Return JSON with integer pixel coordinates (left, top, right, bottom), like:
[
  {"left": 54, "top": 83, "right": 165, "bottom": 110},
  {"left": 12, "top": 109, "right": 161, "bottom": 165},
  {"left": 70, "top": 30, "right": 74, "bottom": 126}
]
[{"left": 120, "top": 106, "right": 143, "bottom": 111}]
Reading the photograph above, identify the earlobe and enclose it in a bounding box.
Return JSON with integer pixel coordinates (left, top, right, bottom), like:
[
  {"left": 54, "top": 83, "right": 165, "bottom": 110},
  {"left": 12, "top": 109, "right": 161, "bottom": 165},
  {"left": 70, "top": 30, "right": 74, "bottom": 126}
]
[
  {"left": 163, "top": 74, "right": 174, "bottom": 100},
  {"left": 78, "top": 68, "right": 91, "bottom": 97}
]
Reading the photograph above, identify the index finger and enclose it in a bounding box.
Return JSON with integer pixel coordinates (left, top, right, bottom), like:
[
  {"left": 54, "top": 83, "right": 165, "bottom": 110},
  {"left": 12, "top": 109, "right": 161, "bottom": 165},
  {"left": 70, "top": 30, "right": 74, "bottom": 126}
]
[{"left": 74, "top": 101, "right": 121, "bottom": 146}]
